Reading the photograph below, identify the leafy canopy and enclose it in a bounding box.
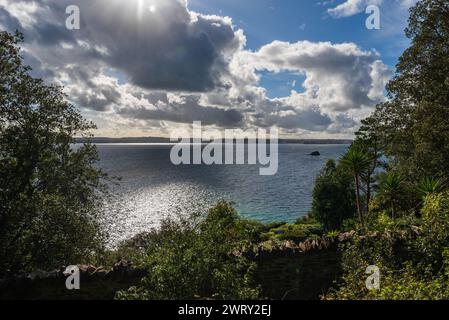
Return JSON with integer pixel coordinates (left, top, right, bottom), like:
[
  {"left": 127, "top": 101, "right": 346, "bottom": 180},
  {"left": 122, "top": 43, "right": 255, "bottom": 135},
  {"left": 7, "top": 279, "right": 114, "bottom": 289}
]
[{"left": 0, "top": 31, "right": 107, "bottom": 274}]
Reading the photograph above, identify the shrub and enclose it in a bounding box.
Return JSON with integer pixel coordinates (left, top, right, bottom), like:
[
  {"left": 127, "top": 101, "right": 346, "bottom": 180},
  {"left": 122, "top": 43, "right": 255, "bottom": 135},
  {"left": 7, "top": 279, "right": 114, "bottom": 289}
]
[
  {"left": 116, "top": 202, "right": 261, "bottom": 300},
  {"left": 312, "top": 160, "right": 356, "bottom": 231},
  {"left": 327, "top": 192, "right": 449, "bottom": 300}
]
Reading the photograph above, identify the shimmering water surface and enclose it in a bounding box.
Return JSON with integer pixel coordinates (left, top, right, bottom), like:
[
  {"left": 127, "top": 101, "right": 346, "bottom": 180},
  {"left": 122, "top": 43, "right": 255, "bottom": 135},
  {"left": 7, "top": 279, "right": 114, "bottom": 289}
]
[{"left": 97, "top": 144, "right": 348, "bottom": 245}]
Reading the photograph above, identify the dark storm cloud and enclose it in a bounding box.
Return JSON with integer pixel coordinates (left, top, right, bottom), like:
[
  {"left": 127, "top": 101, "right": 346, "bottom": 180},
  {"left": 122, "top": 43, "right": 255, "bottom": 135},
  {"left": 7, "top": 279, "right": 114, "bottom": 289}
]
[
  {"left": 119, "top": 95, "right": 243, "bottom": 127},
  {"left": 70, "top": 83, "right": 122, "bottom": 112},
  {"left": 0, "top": 0, "right": 243, "bottom": 92}
]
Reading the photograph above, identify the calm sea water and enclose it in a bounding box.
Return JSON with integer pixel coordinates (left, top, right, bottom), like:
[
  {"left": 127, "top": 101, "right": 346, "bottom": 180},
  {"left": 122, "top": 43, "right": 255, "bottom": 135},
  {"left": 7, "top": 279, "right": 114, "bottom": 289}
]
[{"left": 96, "top": 144, "right": 348, "bottom": 245}]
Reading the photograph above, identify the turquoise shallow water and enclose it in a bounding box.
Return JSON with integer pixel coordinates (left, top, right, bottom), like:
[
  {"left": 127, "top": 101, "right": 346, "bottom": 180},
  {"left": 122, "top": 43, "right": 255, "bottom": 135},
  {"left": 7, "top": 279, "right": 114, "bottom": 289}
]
[{"left": 96, "top": 143, "right": 348, "bottom": 245}]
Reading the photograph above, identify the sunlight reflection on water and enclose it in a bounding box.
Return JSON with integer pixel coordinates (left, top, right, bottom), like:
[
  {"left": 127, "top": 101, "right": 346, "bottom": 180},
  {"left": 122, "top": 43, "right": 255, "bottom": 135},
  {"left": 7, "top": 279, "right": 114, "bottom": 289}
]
[{"left": 96, "top": 144, "right": 348, "bottom": 246}]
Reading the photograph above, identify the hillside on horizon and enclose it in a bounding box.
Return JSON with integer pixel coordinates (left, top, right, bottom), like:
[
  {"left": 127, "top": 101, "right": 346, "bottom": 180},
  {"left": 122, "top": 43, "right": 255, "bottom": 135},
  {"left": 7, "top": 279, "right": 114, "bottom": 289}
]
[{"left": 75, "top": 137, "right": 353, "bottom": 144}]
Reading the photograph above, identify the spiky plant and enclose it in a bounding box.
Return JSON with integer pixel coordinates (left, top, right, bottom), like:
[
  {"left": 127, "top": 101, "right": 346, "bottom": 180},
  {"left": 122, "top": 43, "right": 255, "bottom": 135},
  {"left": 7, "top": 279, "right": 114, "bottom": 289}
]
[
  {"left": 340, "top": 148, "right": 371, "bottom": 228},
  {"left": 379, "top": 173, "right": 405, "bottom": 219},
  {"left": 417, "top": 177, "right": 446, "bottom": 197}
]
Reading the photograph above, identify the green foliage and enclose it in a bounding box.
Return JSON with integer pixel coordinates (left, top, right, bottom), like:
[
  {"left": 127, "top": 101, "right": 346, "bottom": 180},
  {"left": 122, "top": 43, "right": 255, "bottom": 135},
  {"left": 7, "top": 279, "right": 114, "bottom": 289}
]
[
  {"left": 340, "top": 218, "right": 358, "bottom": 232},
  {"left": 312, "top": 160, "right": 356, "bottom": 231},
  {"left": 116, "top": 202, "right": 261, "bottom": 300},
  {"left": 294, "top": 212, "right": 317, "bottom": 225},
  {"left": 379, "top": 173, "right": 405, "bottom": 197},
  {"left": 415, "top": 193, "right": 449, "bottom": 267},
  {"left": 0, "top": 31, "right": 107, "bottom": 274},
  {"left": 359, "top": 0, "right": 449, "bottom": 180},
  {"left": 327, "top": 261, "right": 449, "bottom": 300},
  {"left": 326, "top": 230, "right": 340, "bottom": 239},
  {"left": 324, "top": 1, "right": 449, "bottom": 300},
  {"left": 417, "top": 177, "right": 446, "bottom": 197},
  {"left": 261, "top": 223, "right": 323, "bottom": 243},
  {"left": 378, "top": 173, "right": 406, "bottom": 219},
  {"left": 264, "top": 221, "right": 288, "bottom": 230},
  {"left": 328, "top": 192, "right": 449, "bottom": 300},
  {"left": 370, "top": 211, "right": 395, "bottom": 231},
  {"left": 340, "top": 147, "right": 371, "bottom": 228},
  {"left": 340, "top": 148, "right": 371, "bottom": 177}
]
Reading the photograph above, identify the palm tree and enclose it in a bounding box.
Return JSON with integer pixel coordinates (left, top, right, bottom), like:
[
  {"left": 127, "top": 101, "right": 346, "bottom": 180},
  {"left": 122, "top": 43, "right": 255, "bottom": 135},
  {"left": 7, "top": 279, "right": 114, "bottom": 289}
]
[
  {"left": 417, "top": 177, "right": 446, "bottom": 197},
  {"left": 379, "top": 173, "right": 405, "bottom": 219},
  {"left": 340, "top": 148, "right": 370, "bottom": 229}
]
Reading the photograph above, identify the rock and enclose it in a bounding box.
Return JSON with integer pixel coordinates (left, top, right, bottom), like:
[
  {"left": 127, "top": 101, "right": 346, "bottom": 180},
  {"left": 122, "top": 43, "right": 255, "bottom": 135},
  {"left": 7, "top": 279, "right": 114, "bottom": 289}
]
[
  {"left": 47, "top": 270, "right": 61, "bottom": 279},
  {"left": 27, "top": 270, "right": 48, "bottom": 280},
  {"left": 110, "top": 260, "right": 134, "bottom": 279},
  {"left": 310, "top": 151, "right": 321, "bottom": 156},
  {"left": 77, "top": 264, "right": 97, "bottom": 275},
  {"left": 113, "top": 260, "right": 133, "bottom": 271},
  {"left": 92, "top": 267, "right": 108, "bottom": 277}
]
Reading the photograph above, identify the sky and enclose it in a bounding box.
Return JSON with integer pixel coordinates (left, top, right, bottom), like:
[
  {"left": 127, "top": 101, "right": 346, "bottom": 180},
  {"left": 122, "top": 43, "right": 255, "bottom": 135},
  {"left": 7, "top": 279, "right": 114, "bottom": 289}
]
[{"left": 0, "top": 0, "right": 418, "bottom": 138}]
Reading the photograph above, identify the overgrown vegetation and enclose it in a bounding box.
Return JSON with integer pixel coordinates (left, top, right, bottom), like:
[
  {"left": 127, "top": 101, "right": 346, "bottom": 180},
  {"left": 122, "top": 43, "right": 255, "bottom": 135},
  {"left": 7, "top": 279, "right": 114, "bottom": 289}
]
[
  {"left": 321, "top": 0, "right": 449, "bottom": 299},
  {"left": 327, "top": 193, "right": 449, "bottom": 300},
  {"left": 312, "top": 159, "right": 356, "bottom": 231},
  {"left": 0, "top": 31, "right": 107, "bottom": 274},
  {"left": 110, "top": 201, "right": 327, "bottom": 300},
  {"left": 116, "top": 201, "right": 262, "bottom": 300}
]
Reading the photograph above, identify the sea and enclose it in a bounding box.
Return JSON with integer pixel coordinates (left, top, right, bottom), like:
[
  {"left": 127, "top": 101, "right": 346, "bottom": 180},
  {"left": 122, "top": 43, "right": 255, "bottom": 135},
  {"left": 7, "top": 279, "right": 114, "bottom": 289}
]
[{"left": 95, "top": 143, "right": 349, "bottom": 245}]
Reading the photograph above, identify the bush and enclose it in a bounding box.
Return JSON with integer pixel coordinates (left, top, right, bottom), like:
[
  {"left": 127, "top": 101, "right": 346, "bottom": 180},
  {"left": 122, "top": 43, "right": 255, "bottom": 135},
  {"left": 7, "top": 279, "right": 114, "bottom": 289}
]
[
  {"left": 312, "top": 160, "right": 356, "bottom": 231},
  {"left": 260, "top": 220, "right": 324, "bottom": 243},
  {"left": 116, "top": 202, "right": 261, "bottom": 300},
  {"left": 326, "top": 192, "right": 449, "bottom": 300},
  {"left": 414, "top": 192, "right": 449, "bottom": 268}
]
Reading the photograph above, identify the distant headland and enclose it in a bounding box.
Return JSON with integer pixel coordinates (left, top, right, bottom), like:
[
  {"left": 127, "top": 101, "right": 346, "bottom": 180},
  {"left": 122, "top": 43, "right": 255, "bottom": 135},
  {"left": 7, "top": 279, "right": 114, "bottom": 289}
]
[{"left": 75, "top": 137, "right": 353, "bottom": 145}]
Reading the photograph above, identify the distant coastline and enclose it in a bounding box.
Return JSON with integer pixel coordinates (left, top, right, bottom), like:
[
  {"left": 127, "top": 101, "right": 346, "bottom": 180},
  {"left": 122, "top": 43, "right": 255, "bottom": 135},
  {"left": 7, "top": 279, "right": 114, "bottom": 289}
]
[{"left": 75, "top": 137, "right": 353, "bottom": 145}]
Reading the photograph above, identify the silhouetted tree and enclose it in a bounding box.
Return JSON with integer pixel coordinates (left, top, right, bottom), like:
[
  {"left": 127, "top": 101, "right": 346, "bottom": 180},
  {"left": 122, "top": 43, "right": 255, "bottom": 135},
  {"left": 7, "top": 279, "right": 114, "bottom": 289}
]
[
  {"left": 340, "top": 148, "right": 370, "bottom": 228},
  {"left": 0, "top": 31, "right": 107, "bottom": 274},
  {"left": 361, "top": 0, "right": 449, "bottom": 180},
  {"left": 312, "top": 160, "right": 356, "bottom": 231}
]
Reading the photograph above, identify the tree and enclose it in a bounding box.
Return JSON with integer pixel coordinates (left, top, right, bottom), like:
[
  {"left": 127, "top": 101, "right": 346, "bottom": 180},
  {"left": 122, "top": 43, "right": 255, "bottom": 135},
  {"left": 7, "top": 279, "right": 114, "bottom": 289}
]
[
  {"left": 325, "top": 0, "right": 449, "bottom": 300},
  {"left": 340, "top": 147, "right": 370, "bottom": 229},
  {"left": 360, "top": 0, "right": 449, "bottom": 180},
  {"left": 0, "top": 31, "right": 107, "bottom": 274},
  {"left": 378, "top": 173, "right": 406, "bottom": 219},
  {"left": 355, "top": 115, "right": 387, "bottom": 214},
  {"left": 312, "top": 160, "right": 356, "bottom": 231}
]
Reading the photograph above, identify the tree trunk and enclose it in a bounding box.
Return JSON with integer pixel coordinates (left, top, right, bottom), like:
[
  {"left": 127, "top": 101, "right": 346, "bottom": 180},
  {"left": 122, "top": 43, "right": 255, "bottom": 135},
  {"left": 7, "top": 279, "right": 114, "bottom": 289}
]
[
  {"left": 366, "top": 178, "right": 371, "bottom": 215},
  {"left": 391, "top": 202, "right": 396, "bottom": 220},
  {"left": 354, "top": 173, "right": 364, "bottom": 229},
  {"left": 366, "top": 144, "right": 379, "bottom": 216}
]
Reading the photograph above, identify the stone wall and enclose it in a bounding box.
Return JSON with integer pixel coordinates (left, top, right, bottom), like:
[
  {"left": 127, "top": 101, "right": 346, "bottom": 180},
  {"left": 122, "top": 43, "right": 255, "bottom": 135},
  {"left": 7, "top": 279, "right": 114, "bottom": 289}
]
[
  {"left": 246, "top": 232, "right": 356, "bottom": 300},
  {"left": 0, "top": 261, "right": 145, "bottom": 300},
  {"left": 0, "top": 233, "right": 356, "bottom": 300}
]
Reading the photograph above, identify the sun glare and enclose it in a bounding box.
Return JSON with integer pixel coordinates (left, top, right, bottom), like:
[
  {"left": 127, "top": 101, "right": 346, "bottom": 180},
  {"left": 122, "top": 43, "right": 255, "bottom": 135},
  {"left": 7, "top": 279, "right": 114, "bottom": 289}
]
[
  {"left": 137, "top": 0, "right": 144, "bottom": 18},
  {"left": 137, "top": 0, "right": 157, "bottom": 18}
]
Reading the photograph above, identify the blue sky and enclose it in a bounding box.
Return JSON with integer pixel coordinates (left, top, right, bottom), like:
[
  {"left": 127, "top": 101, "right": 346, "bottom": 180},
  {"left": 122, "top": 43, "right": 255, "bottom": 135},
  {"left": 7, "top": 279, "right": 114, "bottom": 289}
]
[{"left": 189, "top": 0, "right": 412, "bottom": 98}]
